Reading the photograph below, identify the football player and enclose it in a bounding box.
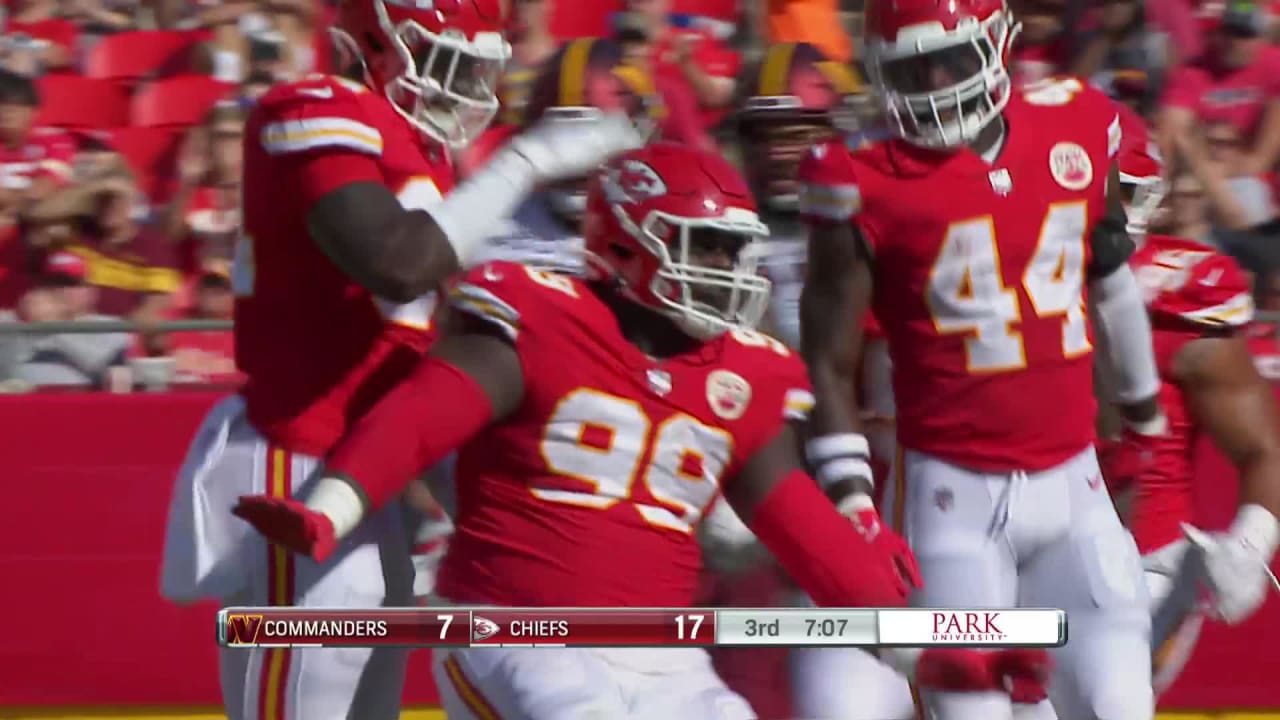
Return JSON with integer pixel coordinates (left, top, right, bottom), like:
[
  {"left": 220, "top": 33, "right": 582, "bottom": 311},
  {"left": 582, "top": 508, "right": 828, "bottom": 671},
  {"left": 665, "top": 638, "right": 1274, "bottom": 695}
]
[
  {"left": 232, "top": 143, "right": 1050, "bottom": 719},
  {"left": 472, "top": 37, "right": 665, "bottom": 275},
  {"left": 797, "top": 0, "right": 1166, "bottom": 718},
  {"left": 157, "top": 0, "right": 640, "bottom": 717},
  {"left": 734, "top": 41, "right": 915, "bottom": 720},
  {"left": 1104, "top": 105, "right": 1280, "bottom": 697}
]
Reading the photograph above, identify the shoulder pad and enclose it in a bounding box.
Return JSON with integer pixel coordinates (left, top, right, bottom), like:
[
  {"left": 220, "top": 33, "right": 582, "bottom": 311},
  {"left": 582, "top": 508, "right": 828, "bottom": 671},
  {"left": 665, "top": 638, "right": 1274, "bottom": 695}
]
[
  {"left": 1019, "top": 76, "right": 1121, "bottom": 156},
  {"left": 1133, "top": 237, "right": 1254, "bottom": 328},
  {"left": 449, "top": 260, "right": 584, "bottom": 341},
  {"left": 797, "top": 138, "right": 862, "bottom": 223},
  {"left": 255, "top": 75, "right": 384, "bottom": 158},
  {"left": 721, "top": 327, "right": 814, "bottom": 421}
]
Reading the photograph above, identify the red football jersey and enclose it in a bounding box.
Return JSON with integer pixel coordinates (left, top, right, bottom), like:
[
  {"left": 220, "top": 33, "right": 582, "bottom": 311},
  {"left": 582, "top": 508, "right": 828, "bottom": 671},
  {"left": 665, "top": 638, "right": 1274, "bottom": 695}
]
[
  {"left": 798, "top": 77, "right": 1122, "bottom": 472},
  {"left": 235, "top": 74, "right": 456, "bottom": 456},
  {"left": 437, "top": 261, "right": 814, "bottom": 607},
  {"left": 0, "top": 126, "right": 75, "bottom": 191},
  {"left": 1124, "top": 234, "right": 1254, "bottom": 553}
]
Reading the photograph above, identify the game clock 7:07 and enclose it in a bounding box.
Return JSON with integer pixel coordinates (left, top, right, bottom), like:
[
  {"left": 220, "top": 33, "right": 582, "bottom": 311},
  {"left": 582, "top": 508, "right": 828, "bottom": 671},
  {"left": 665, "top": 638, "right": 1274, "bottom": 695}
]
[{"left": 806, "top": 618, "right": 849, "bottom": 638}]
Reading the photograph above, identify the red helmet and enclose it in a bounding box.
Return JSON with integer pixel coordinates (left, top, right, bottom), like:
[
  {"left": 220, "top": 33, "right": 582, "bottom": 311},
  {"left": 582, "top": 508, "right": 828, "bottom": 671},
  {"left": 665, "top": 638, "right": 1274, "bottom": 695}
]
[
  {"left": 1114, "top": 104, "right": 1166, "bottom": 240},
  {"left": 737, "top": 42, "right": 868, "bottom": 212},
  {"left": 332, "top": 0, "right": 509, "bottom": 147},
  {"left": 863, "top": 0, "right": 1020, "bottom": 149},
  {"left": 523, "top": 38, "right": 664, "bottom": 220},
  {"left": 583, "top": 142, "right": 771, "bottom": 340}
]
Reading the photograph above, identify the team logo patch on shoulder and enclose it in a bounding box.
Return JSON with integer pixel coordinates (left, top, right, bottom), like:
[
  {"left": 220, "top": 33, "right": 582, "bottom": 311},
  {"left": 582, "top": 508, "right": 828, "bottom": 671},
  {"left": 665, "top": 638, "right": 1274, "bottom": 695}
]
[
  {"left": 1049, "top": 142, "right": 1093, "bottom": 190},
  {"left": 706, "top": 369, "right": 752, "bottom": 421}
]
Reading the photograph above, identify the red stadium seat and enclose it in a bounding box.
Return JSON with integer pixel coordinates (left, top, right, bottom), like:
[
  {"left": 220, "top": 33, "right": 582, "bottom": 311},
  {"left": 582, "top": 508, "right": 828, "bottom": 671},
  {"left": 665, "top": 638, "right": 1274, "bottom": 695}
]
[
  {"left": 549, "top": 0, "right": 622, "bottom": 39},
  {"left": 35, "top": 75, "right": 130, "bottom": 128},
  {"left": 84, "top": 30, "right": 209, "bottom": 82},
  {"left": 131, "top": 75, "right": 235, "bottom": 128},
  {"left": 110, "top": 127, "right": 185, "bottom": 200}
]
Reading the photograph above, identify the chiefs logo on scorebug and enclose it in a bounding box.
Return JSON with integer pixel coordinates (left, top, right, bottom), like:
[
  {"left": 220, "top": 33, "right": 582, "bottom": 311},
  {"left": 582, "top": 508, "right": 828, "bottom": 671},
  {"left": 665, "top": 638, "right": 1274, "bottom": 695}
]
[
  {"left": 473, "top": 616, "right": 500, "bottom": 641},
  {"left": 601, "top": 159, "right": 667, "bottom": 205}
]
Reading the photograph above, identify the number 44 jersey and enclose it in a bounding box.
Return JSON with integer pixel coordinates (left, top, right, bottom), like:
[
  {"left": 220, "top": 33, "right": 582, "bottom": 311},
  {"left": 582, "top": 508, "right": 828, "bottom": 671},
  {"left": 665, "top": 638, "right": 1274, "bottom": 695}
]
[
  {"left": 435, "top": 260, "right": 813, "bottom": 608},
  {"left": 798, "top": 77, "right": 1123, "bottom": 472}
]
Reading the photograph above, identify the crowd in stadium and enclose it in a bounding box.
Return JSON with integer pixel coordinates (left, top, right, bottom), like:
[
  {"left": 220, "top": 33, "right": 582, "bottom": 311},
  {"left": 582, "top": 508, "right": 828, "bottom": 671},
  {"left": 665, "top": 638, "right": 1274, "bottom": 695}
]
[{"left": 0, "top": 0, "right": 1279, "bottom": 389}]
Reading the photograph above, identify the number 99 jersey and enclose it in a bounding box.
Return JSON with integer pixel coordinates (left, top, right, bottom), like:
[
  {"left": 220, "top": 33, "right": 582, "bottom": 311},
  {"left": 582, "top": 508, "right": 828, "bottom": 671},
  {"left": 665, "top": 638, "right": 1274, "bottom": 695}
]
[
  {"left": 798, "top": 77, "right": 1123, "bottom": 472},
  {"left": 436, "top": 261, "right": 814, "bottom": 607}
]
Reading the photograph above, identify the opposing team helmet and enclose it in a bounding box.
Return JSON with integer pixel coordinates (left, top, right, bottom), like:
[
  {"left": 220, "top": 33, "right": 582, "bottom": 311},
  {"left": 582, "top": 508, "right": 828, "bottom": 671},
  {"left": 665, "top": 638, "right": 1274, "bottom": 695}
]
[
  {"left": 737, "top": 42, "right": 868, "bottom": 212},
  {"left": 333, "top": 0, "right": 509, "bottom": 147},
  {"left": 583, "top": 143, "right": 771, "bottom": 341},
  {"left": 524, "top": 38, "right": 664, "bottom": 221},
  {"left": 1115, "top": 104, "right": 1166, "bottom": 240},
  {"left": 863, "top": 0, "right": 1020, "bottom": 149}
]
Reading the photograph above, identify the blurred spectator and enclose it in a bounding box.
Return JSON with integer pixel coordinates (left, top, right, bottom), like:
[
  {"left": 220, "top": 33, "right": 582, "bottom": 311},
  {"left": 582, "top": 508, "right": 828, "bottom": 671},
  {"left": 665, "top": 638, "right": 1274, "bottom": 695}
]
[
  {"left": 1072, "top": 0, "right": 1171, "bottom": 115},
  {"left": 498, "top": 0, "right": 559, "bottom": 125},
  {"left": 135, "top": 260, "right": 239, "bottom": 384},
  {"left": 22, "top": 165, "right": 178, "bottom": 337},
  {"left": 0, "top": 71, "right": 74, "bottom": 210},
  {"left": 0, "top": 250, "right": 130, "bottom": 387},
  {"left": 63, "top": 0, "right": 139, "bottom": 45},
  {"left": 616, "top": 13, "right": 717, "bottom": 150},
  {"left": 625, "top": 0, "right": 739, "bottom": 127},
  {"left": 164, "top": 101, "right": 244, "bottom": 293},
  {"left": 0, "top": 220, "right": 24, "bottom": 307},
  {"left": 765, "top": 0, "right": 851, "bottom": 63},
  {"left": 1011, "top": 0, "right": 1073, "bottom": 85},
  {"left": 1160, "top": 0, "right": 1280, "bottom": 177},
  {"left": 2, "top": 0, "right": 77, "bottom": 73}
]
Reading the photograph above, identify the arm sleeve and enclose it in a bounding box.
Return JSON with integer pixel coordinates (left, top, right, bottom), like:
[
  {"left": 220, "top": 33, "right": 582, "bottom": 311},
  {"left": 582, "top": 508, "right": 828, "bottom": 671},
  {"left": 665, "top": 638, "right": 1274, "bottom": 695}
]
[
  {"left": 797, "top": 139, "right": 864, "bottom": 226},
  {"left": 1091, "top": 264, "right": 1161, "bottom": 403}
]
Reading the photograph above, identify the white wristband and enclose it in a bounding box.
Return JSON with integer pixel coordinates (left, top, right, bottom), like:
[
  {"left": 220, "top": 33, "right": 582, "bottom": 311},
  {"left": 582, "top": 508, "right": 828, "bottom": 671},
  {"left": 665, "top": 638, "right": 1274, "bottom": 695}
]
[
  {"left": 835, "top": 492, "right": 875, "bottom": 516},
  {"left": 1125, "top": 412, "right": 1168, "bottom": 438},
  {"left": 1232, "top": 504, "right": 1280, "bottom": 561},
  {"left": 305, "top": 475, "right": 367, "bottom": 540},
  {"left": 805, "top": 432, "right": 870, "bottom": 463}
]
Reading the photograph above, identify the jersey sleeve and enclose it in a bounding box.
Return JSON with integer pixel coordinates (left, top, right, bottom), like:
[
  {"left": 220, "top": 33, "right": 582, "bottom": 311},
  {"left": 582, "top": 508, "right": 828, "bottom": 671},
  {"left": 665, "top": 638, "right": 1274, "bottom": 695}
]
[
  {"left": 256, "top": 78, "right": 384, "bottom": 159},
  {"left": 448, "top": 260, "right": 587, "bottom": 345},
  {"left": 796, "top": 138, "right": 862, "bottom": 225}
]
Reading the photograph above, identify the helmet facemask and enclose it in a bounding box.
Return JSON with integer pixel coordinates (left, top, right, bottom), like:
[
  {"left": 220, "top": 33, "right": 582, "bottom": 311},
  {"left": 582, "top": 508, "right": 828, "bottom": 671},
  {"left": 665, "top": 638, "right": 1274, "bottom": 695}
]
[
  {"left": 868, "top": 12, "right": 1019, "bottom": 149},
  {"left": 598, "top": 205, "right": 772, "bottom": 340},
  {"left": 1119, "top": 172, "right": 1167, "bottom": 242},
  {"left": 375, "top": 3, "right": 508, "bottom": 147}
]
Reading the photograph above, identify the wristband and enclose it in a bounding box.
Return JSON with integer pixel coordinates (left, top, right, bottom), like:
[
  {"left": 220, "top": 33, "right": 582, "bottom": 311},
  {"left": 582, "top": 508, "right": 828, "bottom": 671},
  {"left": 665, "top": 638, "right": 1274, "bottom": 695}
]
[
  {"left": 835, "top": 492, "right": 875, "bottom": 516},
  {"left": 306, "top": 475, "right": 366, "bottom": 540},
  {"left": 1124, "top": 412, "right": 1168, "bottom": 438},
  {"left": 805, "top": 432, "right": 873, "bottom": 489}
]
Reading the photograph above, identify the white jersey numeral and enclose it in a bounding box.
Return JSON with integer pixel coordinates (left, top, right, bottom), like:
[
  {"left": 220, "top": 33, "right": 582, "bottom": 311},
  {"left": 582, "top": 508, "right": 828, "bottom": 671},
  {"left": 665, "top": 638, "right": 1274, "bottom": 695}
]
[{"left": 927, "top": 202, "right": 1092, "bottom": 373}]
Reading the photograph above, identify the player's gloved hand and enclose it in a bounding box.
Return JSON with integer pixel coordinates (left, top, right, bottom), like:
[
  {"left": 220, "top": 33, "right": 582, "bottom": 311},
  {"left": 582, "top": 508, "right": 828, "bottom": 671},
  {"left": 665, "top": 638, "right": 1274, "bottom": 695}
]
[
  {"left": 839, "top": 492, "right": 923, "bottom": 599},
  {"left": 233, "top": 495, "right": 338, "bottom": 563},
  {"left": 509, "top": 112, "right": 643, "bottom": 183},
  {"left": 887, "top": 647, "right": 1052, "bottom": 695},
  {"left": 1182, "top": 504, "right": 1280, "bottom": 624}
]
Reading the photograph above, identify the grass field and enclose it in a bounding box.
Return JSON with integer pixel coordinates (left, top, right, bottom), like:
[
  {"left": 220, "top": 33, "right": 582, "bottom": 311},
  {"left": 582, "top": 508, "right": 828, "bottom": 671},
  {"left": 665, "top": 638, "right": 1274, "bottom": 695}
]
[{"left": 2, "top": 707, "right": 1280, "bottom": 712}]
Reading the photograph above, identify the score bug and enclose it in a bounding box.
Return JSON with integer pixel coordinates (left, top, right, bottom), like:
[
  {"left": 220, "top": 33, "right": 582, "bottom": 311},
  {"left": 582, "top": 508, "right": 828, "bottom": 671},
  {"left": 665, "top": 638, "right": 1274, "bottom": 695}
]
[{"left": 805, "top": 618, "right": 848, "bottom": 638}]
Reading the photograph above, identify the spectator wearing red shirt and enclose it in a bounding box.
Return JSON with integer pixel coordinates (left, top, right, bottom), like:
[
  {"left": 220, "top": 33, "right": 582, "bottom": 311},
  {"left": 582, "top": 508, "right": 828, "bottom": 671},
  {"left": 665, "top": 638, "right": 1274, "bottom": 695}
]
[
  {"left": 138, "top": 260, "right": 239, "bottom": 385},
  {"left": 0, "top": 70, "right": 73, "bottom": 209},
  {"left": 497, "top": 0, "right": 560, "bottom": 126},
  {"left": 624, "top": 0, "right": 739, "bottom": 130},
  {"left": 1160, "top": 0, "right": 1280, "bottom": 176},
  {"left": 164, "top": 102, "right": 243, "bottom": 284},
  {"left": 1010, "top": 0, "right": 1073, "bottom": 85},
  {"left": 2, "top": 0, "right": 77, "bottom": 73},
  {"left": 614, "top": 15, "right": 716, "bottom": 150}
]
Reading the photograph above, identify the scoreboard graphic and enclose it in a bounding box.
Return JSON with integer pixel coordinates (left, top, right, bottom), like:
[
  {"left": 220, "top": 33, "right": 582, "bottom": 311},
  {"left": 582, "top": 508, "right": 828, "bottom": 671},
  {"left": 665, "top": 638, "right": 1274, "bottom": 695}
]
[{"left": 218, "top": 607, "right": 1066, "bottom": 648}]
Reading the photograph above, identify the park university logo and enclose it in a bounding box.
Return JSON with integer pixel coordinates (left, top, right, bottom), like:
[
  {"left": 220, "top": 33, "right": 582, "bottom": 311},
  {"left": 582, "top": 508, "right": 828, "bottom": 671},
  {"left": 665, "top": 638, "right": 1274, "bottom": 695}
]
[
  {"left": 473, "top": 616, "right": 500, "bottom": 641},
  {"left": 223, "top": 613, "right": 265, "bottom": 646},
  {"left": 930, "top": 611, "right": 1007, "bottom": 643}
]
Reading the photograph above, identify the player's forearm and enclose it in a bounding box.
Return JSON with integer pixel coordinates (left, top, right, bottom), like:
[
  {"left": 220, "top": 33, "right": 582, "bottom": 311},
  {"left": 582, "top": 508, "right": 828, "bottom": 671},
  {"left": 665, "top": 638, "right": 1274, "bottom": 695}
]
[
  {"left": 1090, "top": 265, "right": 1162, "bottom": 414},
  {"left": 315, "top": 357, "right": 493, "bottom": 537},
  {"left": 1238, "top": 452, "right": 1280, "bottom": 526}
]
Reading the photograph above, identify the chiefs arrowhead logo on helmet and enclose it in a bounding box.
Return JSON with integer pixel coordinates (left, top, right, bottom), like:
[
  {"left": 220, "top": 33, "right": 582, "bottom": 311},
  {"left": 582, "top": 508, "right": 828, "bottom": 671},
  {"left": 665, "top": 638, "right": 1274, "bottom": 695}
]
[
  {"left": 602, "top": 159, "right": 668, "bottom": 205},
  {"left": 472, "top": 616, "right": 500, "bottom": 641}
]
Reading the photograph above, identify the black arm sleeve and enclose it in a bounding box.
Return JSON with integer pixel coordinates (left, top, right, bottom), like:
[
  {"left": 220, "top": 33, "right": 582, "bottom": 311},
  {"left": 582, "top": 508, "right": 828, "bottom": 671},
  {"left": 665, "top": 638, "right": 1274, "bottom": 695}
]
[
  {"left": 1087, "top": 163, "right": 1136, "bottom": 279},
  {"left": 306, "top": 181, "right": 459, "bottom": 303}
]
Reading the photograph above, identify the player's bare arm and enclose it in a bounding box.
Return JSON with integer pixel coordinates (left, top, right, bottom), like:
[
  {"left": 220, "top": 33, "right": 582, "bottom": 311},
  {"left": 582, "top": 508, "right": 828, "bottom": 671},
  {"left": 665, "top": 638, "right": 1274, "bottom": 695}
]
[
  {"left": 800, "top": 220, "right": 877, "bottom": 506},
  {"left": 232, "top": 313, "right": 526, "bottom": 560},
  {"left": 1174, "top": 332, "right": 1280, "bottom": 622},
  {"left": 1089, "top": 162, "right": 1165, "bottom": 431}
]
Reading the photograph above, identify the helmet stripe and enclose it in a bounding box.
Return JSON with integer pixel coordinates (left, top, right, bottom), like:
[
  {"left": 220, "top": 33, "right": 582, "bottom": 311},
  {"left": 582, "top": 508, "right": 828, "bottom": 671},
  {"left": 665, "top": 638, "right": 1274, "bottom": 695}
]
[
  {"left": 759, "top": 42, "right": 798, "bottom": 97},
  {"left": 559, "top": 38, "right": 596, "bottom": 107}
]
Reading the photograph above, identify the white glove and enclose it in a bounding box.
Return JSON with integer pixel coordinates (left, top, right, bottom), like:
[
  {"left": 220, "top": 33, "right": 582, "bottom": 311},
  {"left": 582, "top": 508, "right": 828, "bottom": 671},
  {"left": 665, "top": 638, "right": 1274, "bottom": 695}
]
[
  {"left": 1181, "top": 504, "right": 1280, "bottom": 624},
  {"left": 509, "top": 112, "right": 643, "bottom": 184}
]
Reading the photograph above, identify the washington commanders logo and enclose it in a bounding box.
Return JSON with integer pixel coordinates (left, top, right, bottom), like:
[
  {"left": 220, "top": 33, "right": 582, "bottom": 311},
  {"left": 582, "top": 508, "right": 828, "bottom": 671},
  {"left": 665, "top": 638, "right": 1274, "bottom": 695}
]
[
  {"left": 706, "top": 369, "right": 752, "bottom": 421},
  {"left": 1049, "top": 142, "right": 1093, "bottom": 191},
  {"left": 602, "top": 159, "right": 668, "bottom": 205}
]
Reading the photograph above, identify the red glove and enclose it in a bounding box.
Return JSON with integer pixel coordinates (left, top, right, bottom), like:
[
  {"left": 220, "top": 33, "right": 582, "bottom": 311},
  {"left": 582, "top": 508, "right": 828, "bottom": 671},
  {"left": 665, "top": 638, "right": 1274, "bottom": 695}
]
[
  {"left": 845, "top": 501, "right": 924, "bottom": 593},
  {"left": 915, "top": 647, "right": 1052, "bottom": 697},
  {"left": 233, "top": 495, "right": 338, "bottom": 562}
]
